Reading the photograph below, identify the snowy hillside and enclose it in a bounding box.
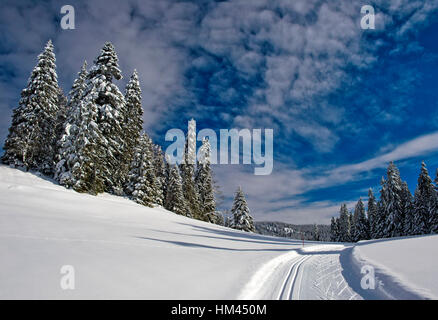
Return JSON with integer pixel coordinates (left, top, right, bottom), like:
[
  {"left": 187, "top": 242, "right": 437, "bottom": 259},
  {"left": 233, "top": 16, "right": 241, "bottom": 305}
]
[
  {"left": 0, "top": 165, "right": 308, "bottom": 299},
  {"left": 1, "top": 165, "right": 437, "bottom": 300}
]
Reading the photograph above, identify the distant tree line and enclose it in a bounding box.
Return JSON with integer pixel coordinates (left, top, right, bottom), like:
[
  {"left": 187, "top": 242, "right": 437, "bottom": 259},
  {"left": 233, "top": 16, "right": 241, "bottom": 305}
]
[
  {"left": 255, "top": 221, "right": 330, "bottom": 241},
  {"left": 1, "top": 40, "right": 255, "bottom": 232},
  {"left": 331, "top": 161, "right": 438, "bottom": 242}
]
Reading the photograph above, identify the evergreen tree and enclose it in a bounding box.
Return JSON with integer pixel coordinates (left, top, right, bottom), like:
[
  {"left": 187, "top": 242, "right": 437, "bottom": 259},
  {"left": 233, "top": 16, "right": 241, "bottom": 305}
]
[
  {"left": 211, "top": 174, "right": 226, "bottom": 225},
  {"left": 152, "top": 144, "right": 165, "bottom": 207},
  {"left": 435, "top": 169, "right": 438, "bottom": 193},
  {"left": 433, "top": 169, "right": 438, "bottom": 233},
  {"left": 338, "top": 204, "right": 350, "bottom": 242},
  {"left": 375, "top": 177, "right": 387, "bottom": 239},
  {"left": 87, "top": 42, "right": 126, "bottom": 194},
  {"left": 230, "top": 187, "right": 255, "bottom": 232},
  {"left": 313, "top": 224, "right": 321, "bottom": 241},
  {"left": 224, "top": 210, "right": 233, "bottom": 228},
  {"left": 330, "top": 217, "right": 339, "bottom": 242},
  {"left": 180, "top": 119, "right": 201, "bottom": 219},
  {"left": 55, "top": 61, "right": 88, "bottom": 186},
  {"left": 413, "top": 162, "right": 436, "bottom": 235},
  {"left": 213, "top": 211, "right": 225, "bottom": 226},
  {"left": 383, "top": 162, "right": 403, "bottom": 237},
  {"left": 2, "top": 40, "right": 60, "bottom": 175},
  {"left": 353, "top": 198, "right": 369, "bottom": 241},
  {"left": 70, "top": 85, "right": 105, "bottom": 194},
  {"left": 163, "top": 154, "right": 172, "bottom": 206},
  {"left": 55, "top": 88, "right": 68, "bottom": 153},
  {"left": 335, "top": 217, "right": 341, "bottom": 242},
  {"left": 400, "top": 181, "right": 414, "bottom": 236},
  {"left": 367, "top": 188, "right": 378, "bottom": 239},
  {"left": 195, "top": 138, "right": 217, "bottom": 223},
  {"left": 125, "top": 133, "right": 159, "bottom": 206},
  {"left": 122, "top": 70, "right": 143, "bottom": 187},
  {"left": 165, "top": 163, "right": 188, "bottom": 216},
  {"left": 348, "top": 211, "right": 354, "bottom": 240},
  {"left": 350, "top": 210, "right": 358, "bottom": 242}
]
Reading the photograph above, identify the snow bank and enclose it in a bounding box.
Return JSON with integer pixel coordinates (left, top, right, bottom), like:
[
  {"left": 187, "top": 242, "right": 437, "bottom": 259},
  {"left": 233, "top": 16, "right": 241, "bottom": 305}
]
[{"left": 351, "top": 235, "right": 438, "bottom": 299}]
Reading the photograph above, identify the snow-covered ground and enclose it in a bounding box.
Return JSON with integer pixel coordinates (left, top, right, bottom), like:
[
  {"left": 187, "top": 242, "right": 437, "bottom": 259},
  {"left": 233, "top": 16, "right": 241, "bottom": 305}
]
[
  {"left": 0, "top": 165, "right": 309, "bottom": 299},
  {"left": 352, "top": 235, "right": 438, "bottom": 299},
  {"left": 1, "top": 165, "right": 437, "bottom": 300}
]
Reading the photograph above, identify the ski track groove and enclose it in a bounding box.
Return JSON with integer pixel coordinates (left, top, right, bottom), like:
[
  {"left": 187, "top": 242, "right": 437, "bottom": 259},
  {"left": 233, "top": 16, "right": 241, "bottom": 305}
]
[
  {"left": 276, "top": 255, "right": 307, "bottom": 300},
  {"left": 240, "top": 245, "right": 364, "bottom": 300},
  {"left": 288, "top": 256, "right": 311, "bottom": 300}
]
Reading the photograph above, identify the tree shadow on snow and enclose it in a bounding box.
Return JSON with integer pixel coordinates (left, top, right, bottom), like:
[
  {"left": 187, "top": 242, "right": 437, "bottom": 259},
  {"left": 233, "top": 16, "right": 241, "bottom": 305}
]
[
  {"left": 146, "top": 227, "right": 301, "bottom": 247},
  {"left": 175, "top": 222, "right": 308, "bottom": 245},
  {"left": 135, "top": 236, "right": 294, "bottom": 252},
  {"left": 338, "top": 246, "right": 426, "bottom": 300}
]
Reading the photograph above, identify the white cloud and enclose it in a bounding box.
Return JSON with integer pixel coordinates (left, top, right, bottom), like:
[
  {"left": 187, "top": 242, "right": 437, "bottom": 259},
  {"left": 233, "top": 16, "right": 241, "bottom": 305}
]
[
  {"left": 329, "top": 131, "right": 438, "bottom": 179},
  {"left": 192, "top": 0, "right": 438, "bottom": 153},
  {"left": 214, "top": 130, "right": 438, "bottom": 224}
]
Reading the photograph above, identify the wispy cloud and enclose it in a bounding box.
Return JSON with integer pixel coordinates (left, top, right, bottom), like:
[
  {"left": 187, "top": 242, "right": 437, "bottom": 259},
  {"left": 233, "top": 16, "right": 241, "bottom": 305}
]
[
  {"left": 215, "top": 131, "right": 438, "bottom": 223},
  {"left": 328, "top": 131, "right": 438, "bottom": 181}
]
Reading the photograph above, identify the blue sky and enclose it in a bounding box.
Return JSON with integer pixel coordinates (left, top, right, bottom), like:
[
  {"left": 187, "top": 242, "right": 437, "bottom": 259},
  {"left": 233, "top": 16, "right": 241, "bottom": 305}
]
[{"left": 1, "top": 0, "right": 438, "bottom": 224}]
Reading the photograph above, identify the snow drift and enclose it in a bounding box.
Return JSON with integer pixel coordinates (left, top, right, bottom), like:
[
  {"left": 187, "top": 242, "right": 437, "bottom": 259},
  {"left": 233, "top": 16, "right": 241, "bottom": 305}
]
[{"left": 350, "top": 235, "right": 438, "bottom": 299}]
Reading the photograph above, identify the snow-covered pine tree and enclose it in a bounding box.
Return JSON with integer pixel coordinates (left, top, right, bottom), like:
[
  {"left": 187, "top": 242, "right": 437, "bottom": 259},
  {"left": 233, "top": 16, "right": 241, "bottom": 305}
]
[
  {"left": 350, "top": 208, "right": 358, "bottom": 242},
  {"left": 163, "top": 154, "right": 172, "bottom": 206},
  {"left": 353, "top": 198, "right": 369, "bottom": 241},
  {"left": 55, "top": 88, "right": 68, "bottom": 152},
  {"left": 165, "top": 163, "right": 189, "bottom": 216},
  {"left": 382, "top": 162, "right": 403, "bottom": 238},
  {"left": 375, "top": 177, "right": 388, "bottom": 239},
  {"left": 348, "top": 211, "right": 354, "bottom": 241},
  {"left": 330, "top": 217, "right": 339, "bottom": 242},
  {"left": 195, "top": 138, "right": 217, "bottom": 223},
  {"left": 122, "top": 70, "right": 144, "bottom": 187},
  {"left": 433, "top": 169, "right": 438, "bottom": 233},
  {"left": 54, "top": 61, "right": 88, "bottom": 186},
  {"left": 87, "top": 42, "right": 127, "bottom": 194},
  {"left": 335, "top": 217, "right": 341, "bottom": 241},
  {"left": 313, "top": 224, "right": 321, "bottom": 241},
  {"left": 400, "top": 181, "right": 414, "bottom": 236},
  {"left": 338, "top": 204, "right": 350, "bottom": 242},
  {"left": 413, "top": 162, "right": 436, "bottom": 235},
  {"left": 125, "top": 133, "right": 159, "bottom": 207},
  {"left": 152, "top": 144, "right": 165, "bottom": 207},
  {"left": 2, "top": 40, "right": 60, "bottom": 175},
  {"left": 210, "top": 175, "right": 226, "bottom": 225},
  {"left": 412, "top": 188, "right": 424, "bottom": 235},
  {"left": 230, "top": 186, "right": 255, "bottom": 232},
  {"left": 180, "top": 119, "right": 201, "bottom": 219},
  {"left": 330, "top": 217, "right": 334, "bottom": 241},
  {"left": 214, "top": 211, "right": 225, "bottom": 226},
  {"left": 367, "top": 188, "right": 378, "bottom": 239},
  {"left": 70, "top": 85, "right": 105, "bottom": 194},
  {"left": 435, "top": 169, "right": 438, "bottom": 193},
  {"left": 223, "top": 210, "right": 233, "bottom": 228}
]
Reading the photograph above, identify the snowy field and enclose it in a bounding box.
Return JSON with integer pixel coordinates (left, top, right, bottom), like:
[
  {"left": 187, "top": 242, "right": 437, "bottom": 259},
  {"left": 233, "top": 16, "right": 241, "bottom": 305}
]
[
  {"left": 1, "top": 165, "right": 437, "bottom": 300},
  {"left": 353, "top": 235, "right": 438, "bottom": 299}
]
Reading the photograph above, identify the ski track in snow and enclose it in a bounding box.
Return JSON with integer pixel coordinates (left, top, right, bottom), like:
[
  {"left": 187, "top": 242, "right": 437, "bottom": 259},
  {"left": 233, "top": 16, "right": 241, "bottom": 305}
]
[
  {"left": 239, "top": 244, "right": 362, "bottom": 300},
  {"left": 277, "top": 255, "right": 310, "bottom": 300}
]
